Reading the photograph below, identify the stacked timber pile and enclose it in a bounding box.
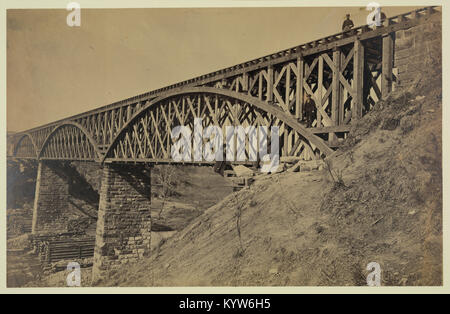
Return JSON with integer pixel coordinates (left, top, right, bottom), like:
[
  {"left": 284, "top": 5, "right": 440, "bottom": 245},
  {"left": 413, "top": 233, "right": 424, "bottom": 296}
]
[
  {"left": 30, "top": 232, "right": 88, "bottom": 261},
  {"left": 45, "top": 238, "right": 95, "bottom": 263}
]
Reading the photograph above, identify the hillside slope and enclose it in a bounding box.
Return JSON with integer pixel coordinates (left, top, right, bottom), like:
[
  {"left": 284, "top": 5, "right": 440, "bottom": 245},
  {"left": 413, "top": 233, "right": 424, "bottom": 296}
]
[{"left": 97, "top": 70, "right": 442, "bottom": 286}]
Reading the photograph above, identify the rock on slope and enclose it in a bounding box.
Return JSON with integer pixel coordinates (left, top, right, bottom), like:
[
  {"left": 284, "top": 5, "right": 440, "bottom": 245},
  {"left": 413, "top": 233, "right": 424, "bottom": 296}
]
[{"left": 98, "top": 69, "right": 442, "bottom": 287}]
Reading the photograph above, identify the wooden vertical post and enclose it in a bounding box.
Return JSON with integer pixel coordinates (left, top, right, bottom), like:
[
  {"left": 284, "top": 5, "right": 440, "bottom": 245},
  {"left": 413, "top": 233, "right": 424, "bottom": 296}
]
[
  {"left": 352, "top": 40, "right": 364, "bottom": 121},
  {"left": 267, "top": 64, "right": 274, "bottom": 103},
  {"left": 382, "top": 33, "right": 394, "bottom": 98},
  {"left": 283, "top": 65, "right": 290, "bottom": 154},
  {"left": 126, "top": 106, "right": 132, "bottom": 120},
  {"left": 110, "top": 109, "right": 115, "bottom": 143},
  {"left": 285, "top": 64, "right": 290, "bottom": 111},
  {"left": 296, "top": 55, "right": 304, "bottom": 120},
  {"left": 258, "top": 72, "right": 263, "bottom": 100},
  {"left": 332, "top": 49, "right": 341, "bottom": 125},
  {"left": 242, "top": 72, "right": 248, "bottom": 92},
  {"left": 97, "top": 114, "right": 102, "bottom": 143},
  {"left": 118, "top": 107, "right": 123, "bottom": 129},
  {"left": 103, "top": 111, "right": 108, "bottom": 145},
  {"left": 339, "top": 52, "right": 345, "bottom": 125},
  {"left": 317, "top": 56, "right": 323, "bottom": 127},
  {"left": 330, "top": 49, "right": 341, "bottom": 143}
]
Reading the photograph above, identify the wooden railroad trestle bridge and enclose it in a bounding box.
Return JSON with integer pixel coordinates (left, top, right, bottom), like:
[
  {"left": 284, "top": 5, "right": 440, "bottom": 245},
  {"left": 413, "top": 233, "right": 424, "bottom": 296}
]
[
  {"left": 6, "top": 7, "right": 441, "bottom": 281},
  {"left": 8, "top": 7, "right": 440, "bottom": 164}
]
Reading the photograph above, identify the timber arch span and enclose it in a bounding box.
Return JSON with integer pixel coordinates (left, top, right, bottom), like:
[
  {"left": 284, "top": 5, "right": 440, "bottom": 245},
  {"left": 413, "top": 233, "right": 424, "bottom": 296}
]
[{"left": 6, "top": 7, "right": 441, "bottom": 282}]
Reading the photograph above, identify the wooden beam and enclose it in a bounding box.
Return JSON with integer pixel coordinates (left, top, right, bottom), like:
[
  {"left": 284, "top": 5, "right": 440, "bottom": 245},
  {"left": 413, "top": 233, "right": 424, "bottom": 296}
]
[
  {"left": 285, "top": 64, "right": 290, "bottom": 110},
  {"left": 309, "top": 125, "right": 350, "bottom": 133},
  {"left": 330, "top": 49, "right": 341, "bottom": 143},
  {"left": 352, "top": 40, "right": 364, "bottom": 121},
  {"left": 296, "top": 55, "right": 304, "bottom": 119},
  {"left": 258, "top": 72, "right": 263, "bottom": 100},
  {"left": 332, "top": 49, "right": 341, "bottom": 125},
  {"left": 241, "top": 72, "right": 249, "bottom": 92},
  {"left": 267, "top": 65, "right": 274, "bottom": 102},
  {"left": 317, "top": 56, "right": 323, "bottom": 127},
  {"left": 382, "top": 32, "right": 394, "bottom": 98},
  {"left": 339, "top": 52, "right": 345, "bottom": 125}
]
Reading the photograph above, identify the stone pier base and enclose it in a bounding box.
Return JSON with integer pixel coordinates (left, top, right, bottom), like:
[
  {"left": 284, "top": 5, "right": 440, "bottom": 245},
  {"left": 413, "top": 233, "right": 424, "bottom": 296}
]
[
  {"left": 92, "top": 163, "right": 152, "bottom": 283},
  {"left": 31, "top": 160, "right": 101, "bottom": 235},
  {"left": 31, "top": 161, "right": 72, "bottom": 234}
]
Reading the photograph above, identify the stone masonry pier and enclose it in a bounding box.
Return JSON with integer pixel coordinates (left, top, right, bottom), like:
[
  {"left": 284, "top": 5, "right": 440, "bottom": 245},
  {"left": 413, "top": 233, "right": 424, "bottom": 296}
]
[{"left": 92, "top": 164, "right": 152, "bottom": 282}]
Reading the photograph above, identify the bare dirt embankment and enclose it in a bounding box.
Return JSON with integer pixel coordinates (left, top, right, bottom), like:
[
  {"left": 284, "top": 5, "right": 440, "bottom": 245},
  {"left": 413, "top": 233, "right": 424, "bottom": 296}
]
[{"left": 94, "top": 65, "right": 441, "bottom": 286}]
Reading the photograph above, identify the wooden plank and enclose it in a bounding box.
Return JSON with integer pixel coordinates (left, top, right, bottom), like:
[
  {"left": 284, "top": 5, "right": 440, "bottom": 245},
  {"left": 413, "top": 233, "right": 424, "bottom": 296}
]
[
  {"left": 339, "top": 52, "right": 345, "bottom": 125},
  {"left": 331, "top": 49, "right": 341, "bottom": 125},
  {"left": 285, "top": 64, "right": 290, "bottom": 110},
  {"left": 127, "top": 106, "right": 132, "bottom": 120},
  {"left": 317, "top": 55, "right": 323, "bottom": 127},
  {"left": 382, "top": 32, "right": 394, "bottom": 98},
  {"left": 110, "top": 109, "right": 115, "bottom": 143},
  {"left": 352, "top": 40, "right": 364, "bottom": 121},
  {"left": 267, "top": 65, "right": 274, "bottom": 102},
  {"left": 241, "top": 72, "right": 249, "bottom": 91},
  {"left": 310, "top": 125, "right": 350, "bottom": 133},
  {"left": 258, "top": 72, "right": 263, "bottom": 100},
  {"left": 296, "top": 55, "right": 304, "bottom": 119}
]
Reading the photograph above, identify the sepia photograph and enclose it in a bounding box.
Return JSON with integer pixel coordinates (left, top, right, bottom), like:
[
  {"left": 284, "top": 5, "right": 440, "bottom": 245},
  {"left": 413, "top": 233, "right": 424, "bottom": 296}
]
[{"left": 3, "top": 1, "right": 444, "bottom": 294}]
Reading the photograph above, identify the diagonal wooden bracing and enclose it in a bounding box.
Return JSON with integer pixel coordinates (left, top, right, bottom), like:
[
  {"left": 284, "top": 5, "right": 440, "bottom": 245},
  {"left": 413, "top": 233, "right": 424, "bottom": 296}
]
[
  {"left": 103, "top": 87, "right": 333, "bottom": 163},
  {"left": 38, "top": 122, "right": 102, "bottom": 161}
]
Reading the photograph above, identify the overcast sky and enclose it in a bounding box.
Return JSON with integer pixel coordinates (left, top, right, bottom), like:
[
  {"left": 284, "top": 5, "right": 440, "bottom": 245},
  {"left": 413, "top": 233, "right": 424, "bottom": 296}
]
[{"left": 7, "top": 6, "right": 419, "bottom": 132}]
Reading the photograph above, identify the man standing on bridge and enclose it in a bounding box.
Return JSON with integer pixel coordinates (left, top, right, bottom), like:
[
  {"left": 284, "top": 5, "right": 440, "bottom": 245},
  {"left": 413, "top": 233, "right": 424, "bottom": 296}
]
[
  {"left": 303, "top": 94, "right": 316, "bottom": 128},
  {"left": 342, "top": 14, "right": 354, "bottom": 32}
]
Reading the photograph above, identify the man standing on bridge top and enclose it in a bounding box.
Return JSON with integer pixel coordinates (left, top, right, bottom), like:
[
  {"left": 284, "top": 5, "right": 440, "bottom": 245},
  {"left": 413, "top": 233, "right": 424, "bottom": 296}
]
[
  {"left": 342, "top": 14, "right": 354, "bottom": 32},
  {"left": 303, "top": 94, "right": 316, "bottom": 128}
]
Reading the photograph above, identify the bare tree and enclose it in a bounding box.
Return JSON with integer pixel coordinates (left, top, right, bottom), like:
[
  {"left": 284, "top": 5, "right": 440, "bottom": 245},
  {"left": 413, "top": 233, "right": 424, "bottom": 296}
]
[{"left": 156, "top": 165, "right": 177, "bottom": 219}]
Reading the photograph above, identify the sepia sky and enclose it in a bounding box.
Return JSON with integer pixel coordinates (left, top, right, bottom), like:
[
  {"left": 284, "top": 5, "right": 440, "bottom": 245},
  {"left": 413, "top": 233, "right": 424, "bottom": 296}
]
[{"left": 7, "top": 6, "right": 420, "bottom": 132}]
